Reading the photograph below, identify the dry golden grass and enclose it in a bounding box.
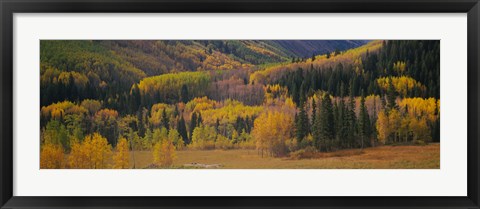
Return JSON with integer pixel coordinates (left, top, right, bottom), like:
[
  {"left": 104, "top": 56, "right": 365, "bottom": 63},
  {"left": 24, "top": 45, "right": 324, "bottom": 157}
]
[{"left": 124, "top": 143, "right": 439, "bottom": 169}]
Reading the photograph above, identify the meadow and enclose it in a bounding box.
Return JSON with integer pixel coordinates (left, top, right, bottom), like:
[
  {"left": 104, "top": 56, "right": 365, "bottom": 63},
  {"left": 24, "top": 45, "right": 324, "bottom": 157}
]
[{"left": 119, "top": 144, "right": 440, "bottom": 169}]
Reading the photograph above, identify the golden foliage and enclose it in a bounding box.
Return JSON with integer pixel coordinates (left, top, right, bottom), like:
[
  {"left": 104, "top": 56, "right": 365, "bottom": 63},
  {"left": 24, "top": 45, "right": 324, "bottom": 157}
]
[
  {"left": 393, "top": 61, "right": 407, "bottom": 73},
  {"left": 41, "top": 67, "right": 89, "bottom": 88},
  {"left": 252, "top": 111, "right": 294, "bottom": 157},
  {"left": 94, "top": 108, "right": 119, "bottom": 120},
  {"left": 113, "top": 137, "right": 130, "bottom": 169},
  {"left": 200, "top": 99, "right": 263, "bottom": 125},
  {"left": 41, "top": 100, "right": 87, "bottom": 120},
  {"left": 250, "top": 40, "right": 383, "bottom": 84},
  {"left": 215, "top": 134, "right": 234, "bottom": 150},
  {"left": 264, "top": 84, "right": 290, "bottom": 106},
  {"left": 40, "top": 143, "right": 65, "bottom": 169},
  {"left": 168, "top": 129, "right": 185, "bottom": 150},
  {"left": 149, "top": 103, "right": 174, "bottom": 127},
  {"left": 398, "top": 97, "right": 439, "bottom": 122},
  {"left": 376, "top": 110, "right": 390, "bottom": 144},
  {"left": 68, "top": 133, "right": 112, "bottom": 169},
  {"left": 201, "top": 51, "right": 252, "bottom": 71},
  {"left": 137, "top": 71, "right": 210, "bottom": 100},
  {"left": 376, "top": 97, "right": 438, "bottom": 145},
  {"left": 377, "top": 76, "right": 426, "bottom": 97},
  {"left": 185, "top": 96, "right": 217, "bottom": 113},
  {"left": 153, "top": 139, "right": 176, "bottom": 167}
]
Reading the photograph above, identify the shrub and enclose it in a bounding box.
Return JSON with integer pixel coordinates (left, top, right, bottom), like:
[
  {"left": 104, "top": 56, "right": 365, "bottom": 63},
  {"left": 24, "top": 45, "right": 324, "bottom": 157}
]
[{"left": 289, "top": 146, "right": 317, "bottom": 160}]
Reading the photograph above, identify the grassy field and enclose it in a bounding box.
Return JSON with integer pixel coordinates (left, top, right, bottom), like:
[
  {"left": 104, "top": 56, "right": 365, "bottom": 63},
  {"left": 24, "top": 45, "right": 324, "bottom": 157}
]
[{"left": 126, "top": 143, "right": 440, "bottom": 169}]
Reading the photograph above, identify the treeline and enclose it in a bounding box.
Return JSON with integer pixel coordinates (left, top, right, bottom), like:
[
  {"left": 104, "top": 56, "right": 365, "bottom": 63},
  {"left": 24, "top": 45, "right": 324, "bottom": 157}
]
[
  {"left": 277, "top": 40, "right": 440, "bottom": 105},
  {"left": 250, "top": 92, "right": 439, "bottom": 158}
]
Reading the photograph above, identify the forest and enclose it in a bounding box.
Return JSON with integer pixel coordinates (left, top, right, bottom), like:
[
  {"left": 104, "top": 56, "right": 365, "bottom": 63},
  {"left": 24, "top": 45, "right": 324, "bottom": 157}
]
[{"left": 40, "top": 40, "right": 440, "bottom": 169}]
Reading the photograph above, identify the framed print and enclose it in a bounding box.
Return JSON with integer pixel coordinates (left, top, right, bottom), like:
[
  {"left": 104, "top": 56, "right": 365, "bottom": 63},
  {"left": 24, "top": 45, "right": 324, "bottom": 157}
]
[{"left": 1, "top": 0, "right": 479, "bottom": 208}]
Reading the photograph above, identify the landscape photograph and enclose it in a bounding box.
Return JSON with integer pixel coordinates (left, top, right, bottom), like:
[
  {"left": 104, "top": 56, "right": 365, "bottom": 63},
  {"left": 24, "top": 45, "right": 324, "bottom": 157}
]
[{"left": 39, "top": 40, "right": 440, "bottom": 169}]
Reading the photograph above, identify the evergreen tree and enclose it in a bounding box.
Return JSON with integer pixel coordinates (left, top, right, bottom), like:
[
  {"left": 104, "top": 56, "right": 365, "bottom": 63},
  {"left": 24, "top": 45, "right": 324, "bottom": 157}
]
[
  {"left": 295, "top": 102, "right": 309, "bottom": 146},
  {"left": 346, "top": 93, "right": 357, "bottom": 148},
  {"left": 311, "top": 98, "right": 316, "bottom": 130},
  {"left": 312, "top": 106, "right": 322, "bottom": 151},
  {"left": 387, "top": 78, "right": 397, "bottom": 110},
  {"left": 180, "top": 84, "right": 189, "bottom": 103},
  {"left": 136, "top": 109, "right": 146, "bottom": 137},
  {"left": 161, "top": 108, "right": 169, "bottom": 130},
  {"left": 215, "top": 118, "right": 220, "bottom": 134},
  {"left": 235, "top": 116, "right": 245, "bottom": 133},
  {"left": 358, "top": 91, "right": 371, "bottom": 149},
  {"left": 337, "top": 97, "right": 348, "bottom": 148},
  {"left": 173, "top": 105, "right": 179, "bottom": 118},
  {"left": 189, "top": 112, "right": 197, "bottom": 139},
  {"left": 197, "top": 112, "right": 203, "bottom": 125},
  {"left": 177, "top": 114, "right": 189, "bottom": 144},
  {"left": 318, "top": 94, "right": 334, "bottom": 151},
  {"left": 130, "top": 83, "right": 141, "bottom": 113}
]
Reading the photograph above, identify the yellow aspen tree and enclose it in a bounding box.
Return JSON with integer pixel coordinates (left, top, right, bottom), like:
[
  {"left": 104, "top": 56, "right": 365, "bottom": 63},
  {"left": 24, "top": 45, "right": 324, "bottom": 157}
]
[
  {"left": 252, "top": 111, "right": 293, "bottom": 157},
  {"left": 68, "top": 141, "right": 90, "bottom": 168},
  {"left": 153, "top": 139, "right": 176, "bottom": 167},
  {"left": 388, "top": 109, "right": 401, "bottom": 143},
  {"left": 113, "top": 137, "right": 130, "bottom": 169},
  {"left": 40, "top": 143, "right": 65, "bottom": 169},
  {"left": 376, "top": 110, "right": 390, "bottom": 144},
  {"left": 68, "top": 133, "right": 112, "bottom": 169},
  {"left": 89, "top": 133, "right": 112, "bottom": 169}
]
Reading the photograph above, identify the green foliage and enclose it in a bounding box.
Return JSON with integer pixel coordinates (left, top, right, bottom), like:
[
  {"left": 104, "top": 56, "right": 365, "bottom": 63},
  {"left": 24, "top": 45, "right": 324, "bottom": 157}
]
[
  {"left": 190, "top": 125, "right": 217, "bottom": 150},
  {"left": 42, "top": 120, "right": 69, "bottom": 150},
  {"left": 137, "top": 71, "right": 210, "bottom": 105}
]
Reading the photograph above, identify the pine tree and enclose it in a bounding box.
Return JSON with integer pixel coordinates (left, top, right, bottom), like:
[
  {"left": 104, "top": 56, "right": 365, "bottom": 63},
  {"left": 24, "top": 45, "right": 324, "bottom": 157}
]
[
  {"left": 136, "top": 110, "right": 146, "bottom": 137},
  {"left": 215, "top": 118, "right": 220, "bottom": 134},
  {"left": 189, "top": 112, "right": 197, "bottom": 139},
  {"left": 311, "top": 98, "right": 316, "bottom": 130},
  {"left": 177, "top": 114, "right": 189, "bottom": 144},
  {"left": 337, "top": 97, "right": 348, "bottom": 148},
  {"left": 358, "top": 91, "right": 371, "bottom": 149},
  {"left": 197, "top": 112, "right": 203, "bottom": 125},
  {"left": 295, "top": 103, "right": 309, "bottom": 146},
  {"left": 347, "top": 92, "right": 357, "bottom": 148},
  {"left": 318, "top": 94, "right": 334, "bottom": 151},
  {"left": 387, "top": 78, "right": 397, "bottom": 110},
  {"left": 161, "top": 108, "right": 169, "bottom": 130},
  {"left": 130, "top": 83, "right": 141, "bottom": 113},
  {"left": 312, "top": 106, "right": 322, "bottom": 151},
  {"left": 173, "top": 105, "right": 179, "bottom": 118},
  {"left": 180, "top": 84, "right": 189, "bottom": 103}
]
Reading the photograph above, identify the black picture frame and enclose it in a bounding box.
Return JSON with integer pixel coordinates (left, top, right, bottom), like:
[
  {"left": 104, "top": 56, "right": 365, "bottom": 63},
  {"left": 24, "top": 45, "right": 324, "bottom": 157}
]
[{"left": 1, "top": 0, "right": 479, "bottom": 208}]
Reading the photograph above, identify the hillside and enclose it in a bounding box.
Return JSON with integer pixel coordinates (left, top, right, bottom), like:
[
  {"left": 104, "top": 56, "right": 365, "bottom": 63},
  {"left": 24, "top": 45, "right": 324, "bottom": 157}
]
[
  {"left": 40, "top": 40, "right": 368, "bottom": 106},
  {"left": 39, "top": 40, "right": 440, "bottom": 169},
  {"left": 269, "top": 40, "right": 369, "bottom": 58}
]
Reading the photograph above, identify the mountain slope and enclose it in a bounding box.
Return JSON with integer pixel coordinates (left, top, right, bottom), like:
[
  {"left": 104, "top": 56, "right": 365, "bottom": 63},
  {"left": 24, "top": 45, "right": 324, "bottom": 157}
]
[
  {"left": 269, "top": 40, "right": 370, "bottom": 58},
  {"left": 40, "top": 40, "right": 370, "bottom": 106}
]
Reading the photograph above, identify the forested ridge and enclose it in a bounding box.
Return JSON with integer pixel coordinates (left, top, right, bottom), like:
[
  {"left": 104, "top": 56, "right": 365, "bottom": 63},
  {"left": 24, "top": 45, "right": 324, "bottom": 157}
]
[{"left": 40, "top": 40, "right": 439, "bottom": 169}]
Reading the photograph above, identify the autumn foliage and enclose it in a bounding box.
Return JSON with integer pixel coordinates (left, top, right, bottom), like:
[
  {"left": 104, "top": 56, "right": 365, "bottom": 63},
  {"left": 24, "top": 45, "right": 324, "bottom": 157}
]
[
  {"left": 113, "top": 137, "right": 130, "bottom": 169},
  {"left": 40, "top": 143, "right": 65, "bottom": 169},
  {"left": 153, "top": 139, "right": 176, "bottom": 167},
  {"left": 252, "top": 111, "right": 294, "bottom": 157},
  {"left": 40, "top": 40, "right": 440, "bottom": 169},
  {"left": 68, "top": 133, "right": 112, "bottom": 169}
]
